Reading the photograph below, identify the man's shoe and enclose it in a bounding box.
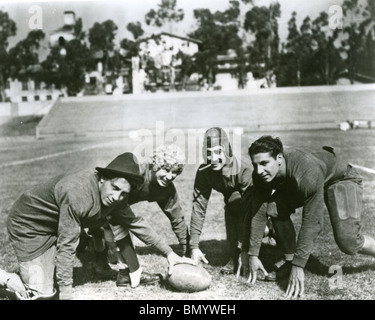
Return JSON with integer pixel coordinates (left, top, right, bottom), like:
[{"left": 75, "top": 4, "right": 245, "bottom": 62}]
[
  {"left": 92, "top": 251, "right": 117, "bottom": 279},
  {"left": 92, "top": 263, "right": 117, "bottom": 279},
  {"left": 116, "top": 268, "right": 130, "bottom": 286},
  {"left": 139, "top": 272, "right": 162, "bottom": 286},
  {"left": 116, "top": 269, "right": 162, "bottom": 287},
  {"left": 220, "top": 259, "right": 236, "bottom": 275},
  {"left": 265, "top": 260, "right": 292, "bottom": 282}
]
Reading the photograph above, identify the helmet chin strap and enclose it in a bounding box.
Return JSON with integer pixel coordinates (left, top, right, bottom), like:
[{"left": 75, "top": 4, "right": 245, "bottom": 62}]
[
  {"left": 199, "top": 163, "right": 211, "bottom": 171},
  {"left": 200, "top": 155, "right": 232, "bottom": 172}
]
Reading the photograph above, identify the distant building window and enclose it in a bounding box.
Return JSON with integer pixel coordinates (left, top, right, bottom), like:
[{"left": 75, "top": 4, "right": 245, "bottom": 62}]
[
  {"left": 34, "top": 81, "right": 41, "bottom": 90},
  {"left": 22, "top": 81, "right": 28, "bottom": 91},
  {"left": 34, "top": 95, "right": 40, "bottom": 101},
  {"left": 46, "top": 95, "right": 52, "bottom": 100},
  {"left": 22, "top": 96, "right": 28, "bottom": 102},
  {"left": 58, "top": 36, "right": 66, "bottom": 47},
  {"left": 6, "top": 80, "right": 10, "bottom": 89}
]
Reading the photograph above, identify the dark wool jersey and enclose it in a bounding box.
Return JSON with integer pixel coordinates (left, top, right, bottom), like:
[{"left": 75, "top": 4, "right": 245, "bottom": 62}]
[
  {"left": 248, "top": 147, "right": 356, "bottom": 267},
  {"left": 125, "top": 163, "right": 188, "bottom": 247},
  {"left": 190, "top": 156, "right": 253, "bottom": 249},
  {"left": 7, "top": 170, "right": 172, "bottom": 287}
]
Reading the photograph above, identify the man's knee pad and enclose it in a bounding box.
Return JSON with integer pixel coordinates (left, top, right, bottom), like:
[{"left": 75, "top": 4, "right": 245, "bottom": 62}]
[
  {"left": 326, "top": 181, "right": 365, "bottom": 255},
  {"left": 335, "top": 233, "right": 364, "bottom": 255}
]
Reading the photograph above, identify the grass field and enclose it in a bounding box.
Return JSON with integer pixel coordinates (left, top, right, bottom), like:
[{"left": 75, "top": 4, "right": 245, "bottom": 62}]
[{"left": 1, "top": 127, "right": 375, "bottom": 300}]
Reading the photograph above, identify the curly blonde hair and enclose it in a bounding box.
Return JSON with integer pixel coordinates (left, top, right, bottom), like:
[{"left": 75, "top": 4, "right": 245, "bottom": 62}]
[{"left": 149, "top": 144, "right": 185, "bottom": 173}]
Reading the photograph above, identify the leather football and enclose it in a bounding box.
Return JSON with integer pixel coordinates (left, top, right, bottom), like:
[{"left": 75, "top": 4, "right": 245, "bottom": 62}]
[{"left": 166, "top": 263, "right": 211, "bottom": 293}]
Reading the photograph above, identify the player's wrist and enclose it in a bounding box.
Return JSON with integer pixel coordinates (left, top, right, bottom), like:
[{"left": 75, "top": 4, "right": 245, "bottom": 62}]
[
  {"left": 189, "top": 234, "right": 200, "bottom": 248},
  {"left": 247, "top": 246, "right": 261, "bottom": 256},
  {"left": 166, "top": 249, "right": 175, "bottom": 258},
  {"left": 291, "top": 256, "right": 308, "bottom": 268},
  {"left": 189, "top": 244, "right": 200, "bottom": 250},
  {"left": 59, "top": 285, "right": 73, "bottom": 300}
]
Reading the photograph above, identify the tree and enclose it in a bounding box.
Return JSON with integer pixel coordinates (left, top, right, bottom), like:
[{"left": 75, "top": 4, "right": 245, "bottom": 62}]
[
  {"left": 341, "top": 0, "right": 375, "bottom": 83},
  {"left": 40, "top": 15, "right": 91, "bottom": 96},
  {"left": 88, "top": 20, "right": 118, "bottom": 74},
  {"left": 278, "top": 11, "right": 346, "bottom": 87},
  {"left": 174, "top": 50, "right": 196, "bottom": 88},
  {"left": 295, "top": 17, "right": 316, "bottom": 85},
  {"left": 119, "top": 38, "right": 138, "bottom": 60},
  {"left": 89, "top": 20, "right": 118, "bottom": 51},
  {"left": 74, "top": 17, "right": 86, "bottom": 41},
  {"left": 310, "top": 12, "right": 344, "bottom": 85},
  {"left": 0, "top": 11, "right": 17, "bottom": 101},
  {"left": 214, "top": 0, "right": 241, "bottom": 26},
  {"left": 41, "top": 38, "right": 90, "bottom": 96},
  {"left": 145, "top": 0, "right": 184, "bottom": 33},
  {"left": 7, "top": 30, "right": 45, "bottom": 81},
  {"left": 277, "top": 11, "right": 303, "bottom": 86},
  {"left": 188, "top": 1, "right": 243, "bottom": 86},
  {"left": 127, "top": 22, "right": 144, "bottom": 40},
  {"left": 119, "top": 22, "right": 144, "bottom": 60},
  {"left": 244, "top": 2, "right": 281, "bottom": 87}
]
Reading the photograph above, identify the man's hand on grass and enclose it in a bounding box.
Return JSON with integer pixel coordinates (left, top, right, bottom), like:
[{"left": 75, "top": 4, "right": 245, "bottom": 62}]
[{"left": 285, "top": 265, "right": 304, "bottom": 298}]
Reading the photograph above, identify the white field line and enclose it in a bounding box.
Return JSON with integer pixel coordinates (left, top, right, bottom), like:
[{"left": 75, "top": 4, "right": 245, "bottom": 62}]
[
  {"left": 351, "top": 164, "right": 375, "bottom": 175},
  {"left": 0, "top": 139, "right": 124, "bottom": 169},
  {"left": 2, "top": 133, "right": 375, "bottom": 175}
]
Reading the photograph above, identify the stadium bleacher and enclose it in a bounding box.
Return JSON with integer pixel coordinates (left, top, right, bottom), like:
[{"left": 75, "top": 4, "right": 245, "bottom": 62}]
[{"left": 36, "top": 84, "right": 375, "bottom": 139}]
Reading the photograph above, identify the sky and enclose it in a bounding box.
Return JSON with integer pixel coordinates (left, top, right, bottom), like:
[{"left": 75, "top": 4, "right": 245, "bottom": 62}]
[{"left": 0, "top": 0, "right": 346, "bottom": 59}]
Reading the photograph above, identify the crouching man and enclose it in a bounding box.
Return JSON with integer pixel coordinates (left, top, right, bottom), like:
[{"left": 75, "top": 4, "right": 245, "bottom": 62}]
[
  {"left": 190, "top": 127, "right": 256, "bottom": 274},
  {"left": 0, "top": 152, "right": 193, "bottom": 300},
  {"left": 242, "top": 136, "right": 375, "bottom": 298},
  {"left": 92, "top": 144, "right": 190, "bottom": 288}
]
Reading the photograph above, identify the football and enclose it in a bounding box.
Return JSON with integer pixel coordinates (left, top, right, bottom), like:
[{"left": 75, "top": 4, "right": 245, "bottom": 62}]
[{"left": 166, "top": 263, "right": 211, "bottom": 293}]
